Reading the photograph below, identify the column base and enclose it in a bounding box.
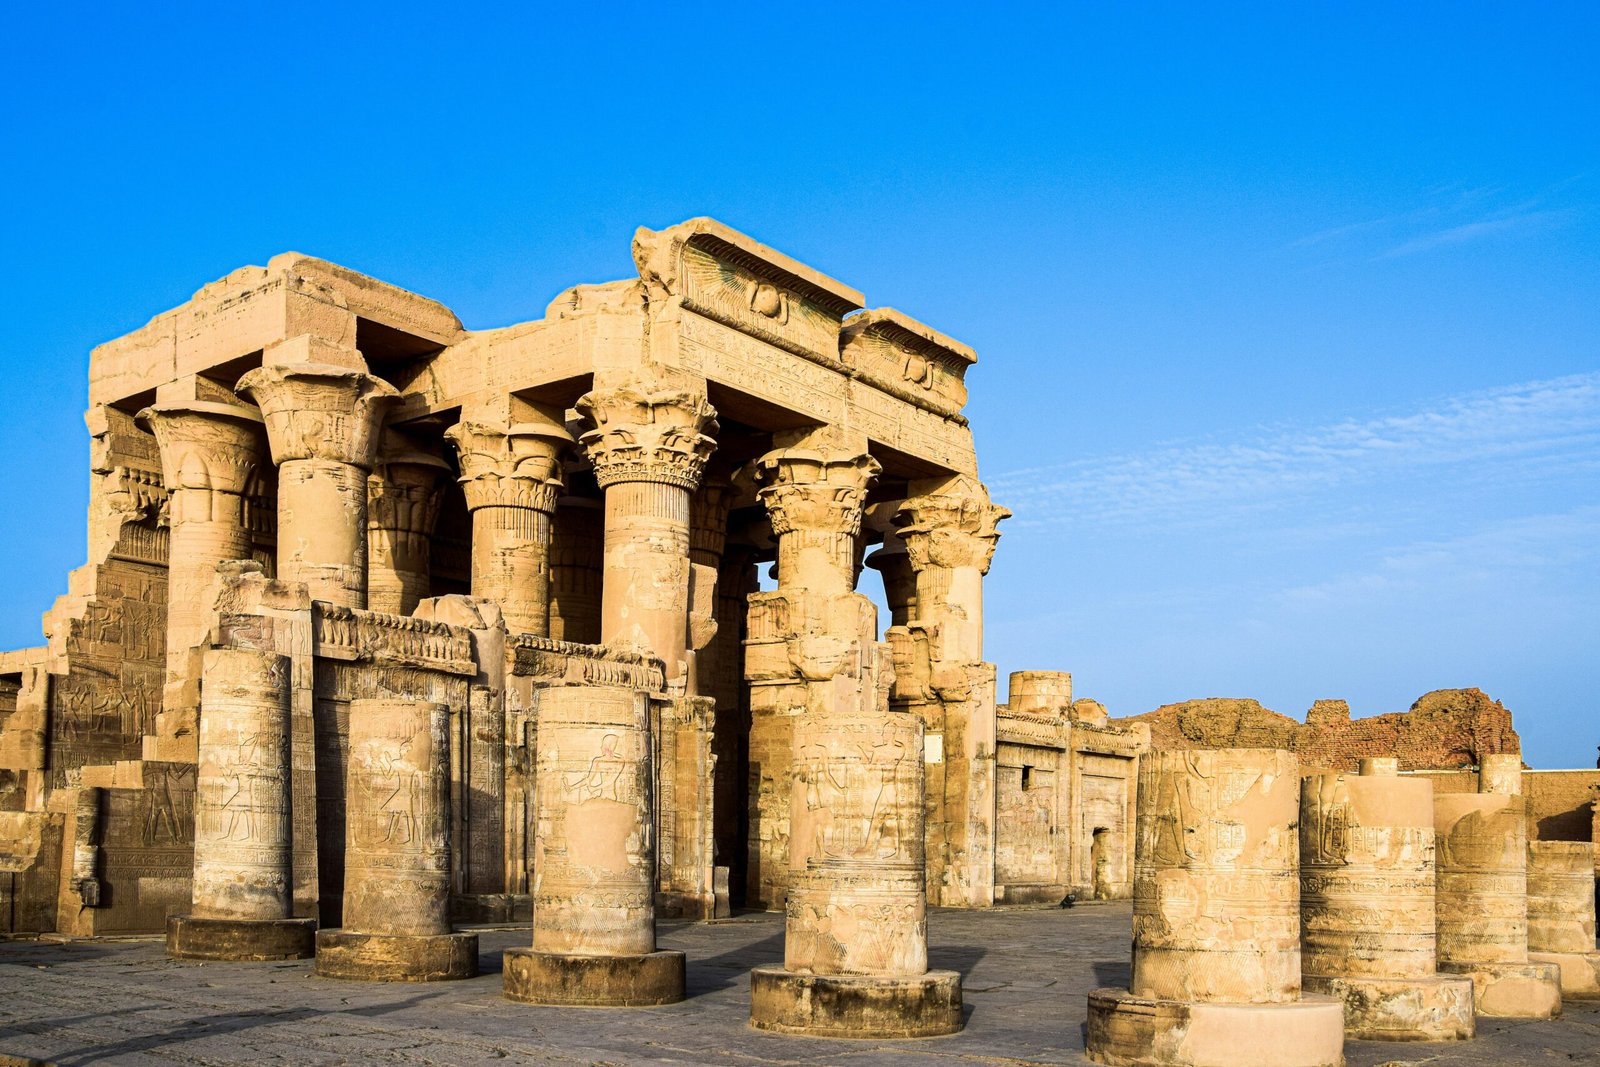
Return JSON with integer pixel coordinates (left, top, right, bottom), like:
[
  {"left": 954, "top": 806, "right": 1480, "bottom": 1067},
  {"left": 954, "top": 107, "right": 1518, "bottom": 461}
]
[
  {"left": 314, "top": 930, "right": 479, "bottom": 982},
  {"left": 1085, "top": 988, "right": 1344, "bottom": 1067},
  {"left": 502, "top": 947, "right": 685, "bottom": 1006},
  {"left": 1439, "top": 960, "right": 1561, "bottom": 1018},
  {"left": 1303, "top": 973, "right": 1474, "bottom": 1041},
  {"left": 1529, "top": 950, "right": 1600, "bottom": 999},
  {"left": 165, "top": 915, "right": 317, "bottom": 961},
  {"left": 748, "top": 965, "right": 963, "bottom": 1038}
]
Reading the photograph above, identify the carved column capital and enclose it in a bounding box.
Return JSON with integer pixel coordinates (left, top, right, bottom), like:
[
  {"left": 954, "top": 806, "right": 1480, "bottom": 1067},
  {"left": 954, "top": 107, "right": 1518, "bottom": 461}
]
[
  {"left": 235, "top": 362, "right": 399, "bottom": 470},
  {"left": 137, "top": 402, "right": 265, "bottom": 508},
  {"left": 753, "top": 448, "right": 880, "bottom": 539},
  {"left": 575, "top": 386, "right": 717, "bottom": 490},
  {"left": 444, "top": 421, "right": 568, "bottom": 514},
  {"left": 368, "top": 446, "right": 452, "bottom": 537},
  {"left": 894, "top": 478, "right": 1010, "bottom": 575}
]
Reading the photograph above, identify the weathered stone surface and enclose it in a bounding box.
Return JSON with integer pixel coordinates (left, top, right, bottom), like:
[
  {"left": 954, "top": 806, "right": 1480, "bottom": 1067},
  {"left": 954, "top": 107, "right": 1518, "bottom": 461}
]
[
  {"left": 749, "top": 965, "right": 963, "bottom": 1038},
  {"left": 1087, "top": 748, "right": 1345, "bottom": 1066},
  {"left": 1527, "top": 840, "right": 1600, "bottom": 998},
  {"left": 316, "top": 698, "right": 477, "bottom": 982},
  {"left": 1434, "top": 762, "right": 1563, "bottom": 1018},
  {"left": 1300, "top": 761, "right": 1474, "bottom": 1040}
]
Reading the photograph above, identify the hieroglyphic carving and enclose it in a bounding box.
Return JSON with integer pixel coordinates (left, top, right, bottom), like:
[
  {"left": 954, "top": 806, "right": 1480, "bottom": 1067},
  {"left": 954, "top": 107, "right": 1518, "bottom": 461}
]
[
  {"left": 1130, "top": 749, "right": 1301, "bottom": 1005},
  {"left": 529, "top": 685, "right": 656, "bottom": 956},
  {"left": 312, "top": 604, "right": 475, "bottom": 675}
]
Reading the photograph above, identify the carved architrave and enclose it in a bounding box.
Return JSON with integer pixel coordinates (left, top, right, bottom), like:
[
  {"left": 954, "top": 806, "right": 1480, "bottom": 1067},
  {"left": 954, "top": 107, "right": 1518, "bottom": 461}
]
[
  {"left": 894, "top": 476, "right": 1010, "bottom": 576},
  {"left": 236, "top": 363, "right": 399, "bottom": 471},
  {"left": 443, "top": 421, "right": 567, "bottom": 514},
  {"left": 575, "top": 386, "right": 717, "bottom": 491}
]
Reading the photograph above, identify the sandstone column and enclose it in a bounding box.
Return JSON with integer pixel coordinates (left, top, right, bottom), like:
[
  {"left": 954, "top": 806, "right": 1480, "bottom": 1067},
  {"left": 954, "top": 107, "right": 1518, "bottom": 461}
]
[
  {"left": 745, "top": 440, "right": 962, "bottom": 1039},
  {"left": 744, "top": 444, "right": 880, "bottom": 908},
  {"left": 892, "top": 476, "right": 1009, "bottom": 908},
  {"left": 138, "top": 401, "right": 265, "bottom": 762},
  {"left": 167, "top": 649, "right": 315, "bottom": 960},
  {"left": 502, "top": 684, "right": 685, "bottom": 1006},
  {"left": 314, "top": 699, "right": 478, "bottom": 981},
  {"left": 1299, "top": 757, "right": 1475, "bottom": 1040},
  {"left": 1434, "top": 753, "right": 1562, "bottom": 1017},
  {"left": 1086, "top": 749, "right": 1344, "bottom": 1067},
  {"left": 1527, "top": 840, "right": 1600, "bottom": 998},
  {"left": 548, "top": 496, "right": 603, "bottom": 643},
  {"left": 443, "top": 419, "right": 568, "bottom": 636},
  {"left": 366, "top": 433, "right": 452, "bottom": 615},
  {"left": 576, "top": 382, "right": 717, "bottom": 682},
  {"left": 236, "top": 363, "right": 398, "bottom": 607}
]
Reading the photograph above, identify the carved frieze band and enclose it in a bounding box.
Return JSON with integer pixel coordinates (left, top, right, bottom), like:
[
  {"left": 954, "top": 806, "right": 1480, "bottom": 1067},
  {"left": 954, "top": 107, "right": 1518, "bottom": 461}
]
[
  {"left": 311, "top": 603, "right": 476, "bottom": 676},
  {"left": 509, "top": 633, "right": 665, "bottom": 691}
]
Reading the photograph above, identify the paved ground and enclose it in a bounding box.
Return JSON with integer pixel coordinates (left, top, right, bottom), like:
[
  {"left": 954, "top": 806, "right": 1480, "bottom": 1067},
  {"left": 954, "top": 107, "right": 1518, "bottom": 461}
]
[{"left": 0, "top": 902, "right": 1595, "bottom": 1065}]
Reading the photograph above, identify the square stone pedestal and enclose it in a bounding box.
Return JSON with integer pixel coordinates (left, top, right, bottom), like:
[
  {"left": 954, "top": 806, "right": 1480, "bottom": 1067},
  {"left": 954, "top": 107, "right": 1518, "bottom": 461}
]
[
  {"left": 314, "top": 930, "right": 478, "bottom": 982},
  {"left": 1086, "top": 988, "right": 1344, "bottom": 1067},
  {"left": 1528, "top": 951, "right": 1600, "bottom": 999},
  {"left": 502, "top": 947, "right": 685, "bottom": 1006},
  {"left": 1303, "top": 974, "right": 1475, "bottom": 1041},
  {"left": 165, "top": 915, "right": 317, "bottom": 961},
  {"left": 1439, "top": 960, "right": 1561, "bottom": 1018},
  {"left": 748, "top": 966, "right": 963, "bottom": 1038}
]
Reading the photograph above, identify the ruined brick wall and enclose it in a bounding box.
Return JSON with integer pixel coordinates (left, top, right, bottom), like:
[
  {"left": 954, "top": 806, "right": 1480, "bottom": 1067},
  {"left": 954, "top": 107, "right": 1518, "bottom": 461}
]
[{"left": 1116, "top": 688, "right": 1520, "bottom": 773}]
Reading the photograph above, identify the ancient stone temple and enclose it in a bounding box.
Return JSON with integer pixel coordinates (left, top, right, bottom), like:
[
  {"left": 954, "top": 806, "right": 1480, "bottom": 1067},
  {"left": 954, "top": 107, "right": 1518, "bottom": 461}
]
[{"left": 0, "top": 218, "right": 1015, "bottom": 960}]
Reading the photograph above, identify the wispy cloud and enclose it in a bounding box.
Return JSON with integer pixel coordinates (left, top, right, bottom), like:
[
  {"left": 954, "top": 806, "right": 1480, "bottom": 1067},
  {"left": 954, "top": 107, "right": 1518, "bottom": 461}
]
[
  {"left": 989, "top": 372, "right": 1600, "bottom": 530},
  {"left": 1290, "top": 181, "right": 1584, "bottom": 262}
]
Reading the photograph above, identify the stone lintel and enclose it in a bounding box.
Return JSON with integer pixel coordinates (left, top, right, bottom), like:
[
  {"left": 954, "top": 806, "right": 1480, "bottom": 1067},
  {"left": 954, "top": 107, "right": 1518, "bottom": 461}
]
[{"left": 634, "top": 217, "right": 864, "bottom": 317}]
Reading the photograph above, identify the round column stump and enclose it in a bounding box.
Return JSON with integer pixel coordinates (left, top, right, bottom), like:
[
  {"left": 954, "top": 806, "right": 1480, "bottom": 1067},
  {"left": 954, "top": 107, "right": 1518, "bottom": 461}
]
[
  {"left": 749, "top": 965, "right": 963, "bottom": 1038},
  {"left": 502, "top": 947, "right": 686, "bottom": 1007},
  {"left": 166, "top": 915, "right": 317, "bottom": 962}
]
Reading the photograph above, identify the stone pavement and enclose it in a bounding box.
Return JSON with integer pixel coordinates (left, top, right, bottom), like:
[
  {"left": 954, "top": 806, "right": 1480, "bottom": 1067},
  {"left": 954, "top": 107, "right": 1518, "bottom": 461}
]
[{"left": 0, "top": 902, "right": 1595, "bottom": 1066}]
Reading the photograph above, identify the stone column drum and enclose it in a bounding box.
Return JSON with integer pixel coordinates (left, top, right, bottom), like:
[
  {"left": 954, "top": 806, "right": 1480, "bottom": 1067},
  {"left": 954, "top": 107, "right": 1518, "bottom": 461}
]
[
  {"left": 1433, "top": 753, "right": 1561, "bottom": 1017},
  {"left": 503, "top": 684, "right": 685, "bottom": 1006},
  {"left": 167, "top": 649, "right": 316, "bottom": 960},
  {"left": 1527, "top": 841, "right": 1600, "bottom": 998},
  {"left": 315, "top": 699, "right": 478, "bottom": 981},
  {"left": 750, "top": 708, "right": 963, "bottom": 1038},
  {"left": 236, "top": 363, "right": 398, "bottom": 608},
  {"left": 1086, "top": 749, "right": 1344, "bottom": 1067},
  {"left": 1299, "top": 757, "right": 1474, "bottom": 1040}
]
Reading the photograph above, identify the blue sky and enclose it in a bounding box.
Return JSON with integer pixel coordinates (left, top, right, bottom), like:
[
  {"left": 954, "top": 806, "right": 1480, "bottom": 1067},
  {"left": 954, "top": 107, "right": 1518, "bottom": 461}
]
[{"left": 1, "top": 5, "right": 1594, "bottom": 766}]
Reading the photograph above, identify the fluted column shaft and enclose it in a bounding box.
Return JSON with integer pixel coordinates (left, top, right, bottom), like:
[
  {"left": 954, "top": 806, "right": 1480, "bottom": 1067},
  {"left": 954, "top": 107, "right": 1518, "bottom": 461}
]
[{"left": 237, "top": 363, "right": 398, "bottom": 608}]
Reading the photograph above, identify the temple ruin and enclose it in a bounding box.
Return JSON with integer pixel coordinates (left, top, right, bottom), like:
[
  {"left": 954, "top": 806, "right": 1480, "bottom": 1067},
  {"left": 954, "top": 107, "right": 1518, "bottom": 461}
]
[{"left": 0, "top": 217, "right": 1595, "bottom": 1053}]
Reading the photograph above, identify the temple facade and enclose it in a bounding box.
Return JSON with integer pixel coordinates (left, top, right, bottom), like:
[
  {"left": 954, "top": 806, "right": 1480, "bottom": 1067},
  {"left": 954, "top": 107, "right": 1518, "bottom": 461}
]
[{"left": 0, "top": 218, "right": 1044, "bottom": 935}]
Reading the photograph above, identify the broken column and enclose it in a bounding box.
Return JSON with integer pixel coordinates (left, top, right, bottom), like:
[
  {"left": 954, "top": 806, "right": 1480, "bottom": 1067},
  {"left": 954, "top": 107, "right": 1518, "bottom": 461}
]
[
  {"left": 1087, "top": 749, "right": 1344, "bottom": 1067},
  {"left": 167, "top": 648, "right": 315, "bottom": 960},
  {"left": 1434, "top": 753, "right": 1561, "bottom": 1017},
  {"left": 502, "top": 684, "right": 685, "bottom": 1006},
  {"left": 444, "top": 413, "right": 569, "bottom": 637},
  {"left": 1527, "top": 841, "right": 1600, "bottom": 998},
  {"left": 236, "top": 361, "right": 399, "bottom": 608},
  {"left": 1299, "top": 757, "right": 1474, "bottom": 1039},
  {"left": 746, "top": 439, "right": 962, "bottom": 1039},
  {"left": 315, "top": 699, "right": 478, "bottom": 981}
]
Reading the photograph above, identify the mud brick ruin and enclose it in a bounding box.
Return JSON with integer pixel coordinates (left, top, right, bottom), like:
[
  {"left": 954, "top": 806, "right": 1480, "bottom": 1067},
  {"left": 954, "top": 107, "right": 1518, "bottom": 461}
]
[{"left": 0, "top": 217, "right": 1594, "bottom": 1053}]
